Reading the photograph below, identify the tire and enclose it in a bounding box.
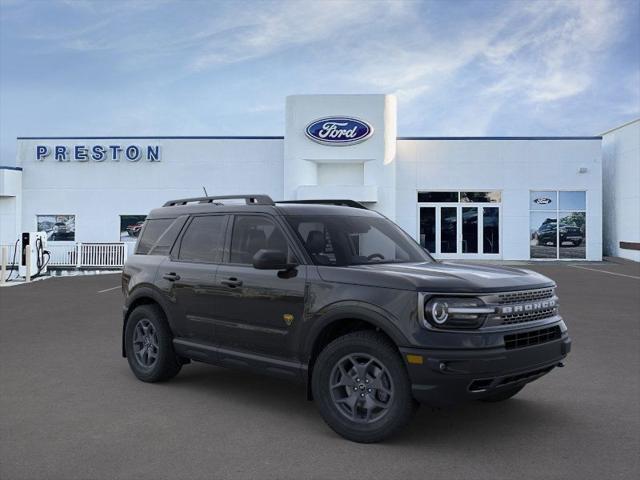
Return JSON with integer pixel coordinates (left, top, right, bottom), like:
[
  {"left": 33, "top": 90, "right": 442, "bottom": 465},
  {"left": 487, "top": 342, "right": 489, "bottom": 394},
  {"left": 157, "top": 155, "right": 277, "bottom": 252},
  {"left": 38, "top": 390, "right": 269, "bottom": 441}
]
[
  {"left": 311, "top": 331, "right": 415, "bottom": 443},
  {"left": 479, "top": 385, "right": 524, "bottom": 402},
  {"left": 124, "top": 304, "right": 182, "bottom": 382}
]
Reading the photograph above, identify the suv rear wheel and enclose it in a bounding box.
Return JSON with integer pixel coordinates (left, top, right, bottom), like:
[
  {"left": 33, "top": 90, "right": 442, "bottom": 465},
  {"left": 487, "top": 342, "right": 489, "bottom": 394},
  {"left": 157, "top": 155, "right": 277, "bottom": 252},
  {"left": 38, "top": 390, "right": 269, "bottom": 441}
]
[
  {"left": 125, "top": 304, "right": 182, "bottom": 382},
  {"left": 311, "top": 331, "right": 415, "bottom": 443}
]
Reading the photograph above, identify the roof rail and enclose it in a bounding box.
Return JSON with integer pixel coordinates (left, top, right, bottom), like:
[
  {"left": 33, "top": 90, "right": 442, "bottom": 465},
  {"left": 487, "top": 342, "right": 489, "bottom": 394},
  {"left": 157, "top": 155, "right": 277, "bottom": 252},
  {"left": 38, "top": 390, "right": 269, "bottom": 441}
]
[
  {"left": 163, "top": 194, "right": 274, "bottom": 207},
  {"left": 276, "top": 199, "right": 368, "bottom": 210}
]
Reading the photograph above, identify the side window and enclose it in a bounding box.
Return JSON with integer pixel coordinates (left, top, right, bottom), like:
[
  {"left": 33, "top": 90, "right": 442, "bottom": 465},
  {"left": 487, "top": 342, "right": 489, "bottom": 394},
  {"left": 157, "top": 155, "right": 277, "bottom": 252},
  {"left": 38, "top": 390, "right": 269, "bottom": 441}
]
[
  {"left": 178, "top": 215, "right": 227, "bottom": 263},
  {"left": 293, "top": 221, "right": 337, "bottom": 265},
  {"left": 230, "top": 216, "right": 293, "bottom": 265},
  {"left": 137, "top": 218, "right": 174, "bottom": 255},
  {"left": 148, "top": 216, "right": 187, "bottom": 255}
]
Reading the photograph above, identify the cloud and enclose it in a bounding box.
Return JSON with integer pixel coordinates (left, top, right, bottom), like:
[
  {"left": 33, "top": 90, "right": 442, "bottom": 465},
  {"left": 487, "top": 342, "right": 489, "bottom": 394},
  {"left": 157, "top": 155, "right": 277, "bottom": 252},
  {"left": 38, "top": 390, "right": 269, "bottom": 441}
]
[
  {"left": 189, "top": 1, "right": 412, "bottom": 71},
  {"left": 481, "top": 0, "right": 623, "bottom": 103},
  {"left": 0, "top": 0, "right": 636, "bottom": 162},
  {"left": 343, "top": 0, "right": 630, "bottom": 135}
]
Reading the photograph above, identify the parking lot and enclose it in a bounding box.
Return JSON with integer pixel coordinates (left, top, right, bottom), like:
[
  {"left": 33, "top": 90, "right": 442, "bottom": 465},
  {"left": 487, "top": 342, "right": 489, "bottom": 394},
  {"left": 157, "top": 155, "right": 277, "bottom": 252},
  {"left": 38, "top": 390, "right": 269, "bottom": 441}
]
[{"left": 1, "top": 262, "right": 638, "bottom": 480}]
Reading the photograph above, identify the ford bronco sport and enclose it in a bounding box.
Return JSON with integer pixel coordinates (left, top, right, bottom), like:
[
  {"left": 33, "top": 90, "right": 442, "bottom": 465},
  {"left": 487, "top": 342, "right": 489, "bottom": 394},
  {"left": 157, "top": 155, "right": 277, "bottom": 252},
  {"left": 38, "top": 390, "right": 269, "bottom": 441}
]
[{"left": 122, "top": 195, "right": 571, "bottom": 443}]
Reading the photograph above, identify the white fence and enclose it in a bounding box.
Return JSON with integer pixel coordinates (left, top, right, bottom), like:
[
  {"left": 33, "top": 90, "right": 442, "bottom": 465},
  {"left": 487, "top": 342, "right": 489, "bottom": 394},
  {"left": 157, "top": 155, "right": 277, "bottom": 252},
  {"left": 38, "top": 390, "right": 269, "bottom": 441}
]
[{"left": 0, "top": 242, "right": 127, "bottom": 269}]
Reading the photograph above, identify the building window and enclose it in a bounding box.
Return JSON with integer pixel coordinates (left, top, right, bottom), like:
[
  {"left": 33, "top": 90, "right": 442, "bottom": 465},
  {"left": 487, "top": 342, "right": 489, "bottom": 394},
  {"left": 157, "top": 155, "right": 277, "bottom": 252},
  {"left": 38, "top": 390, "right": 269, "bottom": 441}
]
[
  {"left": 460, "top": 191, "right": 501, "bottom": 203},
  {"left": 482, "top": 207, "right": 500, "bottom": 254},
  {"left": 418, "top": 192, "right": 501, "bottom": 256},
  {"left": 417, "top": 191, "right": 501, "bottom": 203},
  {"left": 120, "top": 215, "right": 147, "bottom": 242},
  {"left": 417, "top": 191, "right": 458, "bottom": 202},
  {"left": 530, "top": 191, "right": 586, "bottom": 259},
  {"left": 37, "top": 215, "right": 75, "bottom": 242}
]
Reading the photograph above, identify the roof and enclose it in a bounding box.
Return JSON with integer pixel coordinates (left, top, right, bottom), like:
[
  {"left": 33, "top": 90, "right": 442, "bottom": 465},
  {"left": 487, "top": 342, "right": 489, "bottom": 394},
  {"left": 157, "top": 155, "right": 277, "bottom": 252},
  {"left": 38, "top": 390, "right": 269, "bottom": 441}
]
[
  {"left": 599, "top": 118, "right": 640, "bottom": 136},
  {"left": 397, "top": 136, "right": 602, "bottom": 140},
  {"left": 16, "top": 135, "right": 602, "bottom": 141},
  {"left": 148, "top": 197, "right": 379, "bottom": 219}
]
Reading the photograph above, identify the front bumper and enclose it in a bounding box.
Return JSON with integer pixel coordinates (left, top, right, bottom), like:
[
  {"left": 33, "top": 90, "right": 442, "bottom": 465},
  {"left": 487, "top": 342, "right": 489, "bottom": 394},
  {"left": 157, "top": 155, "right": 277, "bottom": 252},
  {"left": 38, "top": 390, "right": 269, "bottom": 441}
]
[{"left": 400, "top": 331, "right": 571, "bottom": 406}]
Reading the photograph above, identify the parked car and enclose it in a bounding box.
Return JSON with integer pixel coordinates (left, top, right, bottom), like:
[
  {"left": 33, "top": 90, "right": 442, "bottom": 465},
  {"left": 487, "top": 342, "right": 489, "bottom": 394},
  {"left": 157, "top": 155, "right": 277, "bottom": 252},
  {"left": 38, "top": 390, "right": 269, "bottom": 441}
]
[
  {"left": 535, "top": 220, "right": 583, "bottom": 246},
  {"left": 126, "top": 221, "right": 144, "bottom": 238},
  {"left": 121, "top": 195, "right": 571, "bottom": 443},
  {"left": 50, "top": 222, "right": 73, "bottom": 241},
  {"left": 560, "top": 225, "right": 583, "bottom": 246}
]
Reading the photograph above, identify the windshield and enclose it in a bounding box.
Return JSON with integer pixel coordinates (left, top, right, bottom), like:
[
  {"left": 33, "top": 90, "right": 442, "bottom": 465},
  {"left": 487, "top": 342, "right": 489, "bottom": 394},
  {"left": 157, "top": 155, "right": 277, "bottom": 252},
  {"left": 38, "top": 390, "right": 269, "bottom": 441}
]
[{"left": 286, "top": 215, "right": 433, "bottom": 266}]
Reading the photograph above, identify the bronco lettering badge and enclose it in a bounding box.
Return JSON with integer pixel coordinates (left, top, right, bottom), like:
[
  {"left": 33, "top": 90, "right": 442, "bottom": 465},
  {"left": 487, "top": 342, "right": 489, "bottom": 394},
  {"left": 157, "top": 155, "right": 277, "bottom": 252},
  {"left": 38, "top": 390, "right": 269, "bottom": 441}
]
[{"left": 498, "top": 298, "right": 557, "bottom": 315}]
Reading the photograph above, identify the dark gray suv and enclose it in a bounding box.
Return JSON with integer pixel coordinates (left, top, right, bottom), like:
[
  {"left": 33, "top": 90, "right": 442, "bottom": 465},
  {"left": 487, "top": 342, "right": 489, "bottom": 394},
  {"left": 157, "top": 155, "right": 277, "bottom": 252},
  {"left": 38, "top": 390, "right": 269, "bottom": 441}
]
[{"left": 121, "top": 195, "right": 571, "bottom": 442}]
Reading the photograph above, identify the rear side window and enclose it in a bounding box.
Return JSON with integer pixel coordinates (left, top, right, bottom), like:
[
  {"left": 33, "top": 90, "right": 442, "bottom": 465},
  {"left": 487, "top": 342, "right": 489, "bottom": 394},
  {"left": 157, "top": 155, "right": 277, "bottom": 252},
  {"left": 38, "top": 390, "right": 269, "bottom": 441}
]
[
  {"left": 136, "top": 218, "right": 175, "bottom": 255},
  {"left": 178, "top": 215, "right": 227, "bottom": 263}
]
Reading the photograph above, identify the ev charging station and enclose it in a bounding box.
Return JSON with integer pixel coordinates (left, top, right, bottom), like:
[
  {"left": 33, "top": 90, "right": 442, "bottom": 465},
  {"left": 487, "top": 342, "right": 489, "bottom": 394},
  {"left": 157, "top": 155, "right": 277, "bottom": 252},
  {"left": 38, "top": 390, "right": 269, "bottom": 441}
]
[{"left": 19, "top": 231, "right": 50, "bottom": 279}]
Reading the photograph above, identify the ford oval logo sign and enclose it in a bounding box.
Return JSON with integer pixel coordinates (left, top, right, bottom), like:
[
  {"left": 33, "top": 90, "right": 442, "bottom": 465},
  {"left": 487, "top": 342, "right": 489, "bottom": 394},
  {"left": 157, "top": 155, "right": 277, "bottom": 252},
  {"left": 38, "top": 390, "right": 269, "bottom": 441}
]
[
  {"left": 305, "top": 117, "right": 373, "bottom": 146},
  {"left": 534, "top": 197, "right": 552, "bottom": 205}
]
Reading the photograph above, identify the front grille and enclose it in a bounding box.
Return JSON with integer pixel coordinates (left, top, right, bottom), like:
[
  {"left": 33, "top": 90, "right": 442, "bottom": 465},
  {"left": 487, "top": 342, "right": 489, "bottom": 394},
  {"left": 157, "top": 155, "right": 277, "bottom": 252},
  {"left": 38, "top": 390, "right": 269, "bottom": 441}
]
[
  {"left": 497, "top": 287, "right": 555, "bottom": 305},
  {"left": 493, "top": 288, "right": 558, "bottom": 325},
  {"left": 504, "top": 326, "right": 561, "bottom": 350},
  {"left": 501, "top": 307, "right": 558, "bottom": 325}
]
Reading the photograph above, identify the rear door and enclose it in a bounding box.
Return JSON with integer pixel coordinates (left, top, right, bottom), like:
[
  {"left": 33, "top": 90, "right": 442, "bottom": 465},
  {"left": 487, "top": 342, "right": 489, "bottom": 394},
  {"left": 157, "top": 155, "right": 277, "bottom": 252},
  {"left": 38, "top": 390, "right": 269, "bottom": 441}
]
[
  {"left": 158, "top": 214, "right": 229, "bottom": 344},
  {"left": 212, "top": 214, "right": 307, "bottom": 360}
]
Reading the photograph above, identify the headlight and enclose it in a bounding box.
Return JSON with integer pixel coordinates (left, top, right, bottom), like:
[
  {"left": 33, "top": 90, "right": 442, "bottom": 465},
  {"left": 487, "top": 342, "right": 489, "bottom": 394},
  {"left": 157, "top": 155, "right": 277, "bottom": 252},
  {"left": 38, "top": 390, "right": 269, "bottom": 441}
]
[{"left": 422, "top": 297, "right": 494, "bottom": 329}]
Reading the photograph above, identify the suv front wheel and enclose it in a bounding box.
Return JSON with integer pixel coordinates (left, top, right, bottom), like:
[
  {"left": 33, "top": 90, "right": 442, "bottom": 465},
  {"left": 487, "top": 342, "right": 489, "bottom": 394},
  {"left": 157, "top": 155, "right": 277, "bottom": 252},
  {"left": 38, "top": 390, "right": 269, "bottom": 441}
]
[
  {"left": 312, "top": 331, "right": 416, "bottom": 443},
  {"left": 124, "top": 304, "right": 182, "bottom": 382}
]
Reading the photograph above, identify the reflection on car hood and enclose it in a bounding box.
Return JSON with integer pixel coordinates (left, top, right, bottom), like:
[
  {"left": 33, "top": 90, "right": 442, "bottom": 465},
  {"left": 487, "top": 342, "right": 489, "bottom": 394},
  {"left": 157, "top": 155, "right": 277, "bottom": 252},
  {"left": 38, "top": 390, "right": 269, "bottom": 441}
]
[{"left": 316, "top": 261, "right": 554, "bottom": 293}]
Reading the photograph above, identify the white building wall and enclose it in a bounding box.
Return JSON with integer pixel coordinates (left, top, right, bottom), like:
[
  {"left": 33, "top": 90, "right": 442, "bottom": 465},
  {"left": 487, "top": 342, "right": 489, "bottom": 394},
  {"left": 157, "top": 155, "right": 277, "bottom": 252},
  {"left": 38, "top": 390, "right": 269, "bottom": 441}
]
[
  {"left": 395, "top": 138, "right": 603, "bottom": 260},
  {"left": 0, "top": 168, "right": 22, "bottom": 245},
  {"left": 17, "top": 138, "right": 284, "bottom": 246},
  {"left": 10, "top": 94, "right": 606, "bottom": 262},
  {"left": 284, "top": 94, "right": 397, "bottom": 218},
  {"left": 602, "top": 119, "right": 640, "bottom": 262}
]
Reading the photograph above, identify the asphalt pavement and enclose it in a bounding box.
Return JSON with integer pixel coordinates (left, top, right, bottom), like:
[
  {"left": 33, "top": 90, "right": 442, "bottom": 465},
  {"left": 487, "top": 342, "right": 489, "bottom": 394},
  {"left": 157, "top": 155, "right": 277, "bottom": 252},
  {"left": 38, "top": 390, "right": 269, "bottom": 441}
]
[{"left": 1, "top": 262, "right": 639, "bottom": 480}]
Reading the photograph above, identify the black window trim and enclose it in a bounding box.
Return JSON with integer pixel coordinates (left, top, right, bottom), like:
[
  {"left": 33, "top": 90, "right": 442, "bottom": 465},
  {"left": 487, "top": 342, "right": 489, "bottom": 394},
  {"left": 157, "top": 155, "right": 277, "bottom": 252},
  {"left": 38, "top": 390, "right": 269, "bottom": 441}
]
[
  {"left": 224, "top": 213, "right": 307, "bottom": 267},
  {"left": 170, "top": 213, "right": 230, "bottom": 265}
]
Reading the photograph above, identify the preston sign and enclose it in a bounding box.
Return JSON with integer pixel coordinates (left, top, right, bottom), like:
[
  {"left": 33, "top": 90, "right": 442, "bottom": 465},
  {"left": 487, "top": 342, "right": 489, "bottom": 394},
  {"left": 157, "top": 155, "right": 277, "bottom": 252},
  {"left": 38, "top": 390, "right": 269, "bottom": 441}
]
[
  {"left": 305, "top": 117, "right": 373, "bottom": 146},
  {"left": 35, "top": 144, "right": 161, "bottom": 162}
]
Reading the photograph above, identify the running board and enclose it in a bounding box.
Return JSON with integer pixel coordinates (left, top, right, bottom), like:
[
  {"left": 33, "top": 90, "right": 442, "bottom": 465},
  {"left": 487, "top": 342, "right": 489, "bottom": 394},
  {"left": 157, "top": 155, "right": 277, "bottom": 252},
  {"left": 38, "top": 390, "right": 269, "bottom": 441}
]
[{"left": 173, "top": 338, "right": 307, "bottom": 382}]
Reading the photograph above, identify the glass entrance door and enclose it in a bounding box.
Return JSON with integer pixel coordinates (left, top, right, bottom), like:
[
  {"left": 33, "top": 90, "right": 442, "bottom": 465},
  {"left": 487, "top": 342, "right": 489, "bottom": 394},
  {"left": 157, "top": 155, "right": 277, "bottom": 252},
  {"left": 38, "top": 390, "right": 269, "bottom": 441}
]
[{"left": 419, "top": 204, "right": 501, "bottom": 258}]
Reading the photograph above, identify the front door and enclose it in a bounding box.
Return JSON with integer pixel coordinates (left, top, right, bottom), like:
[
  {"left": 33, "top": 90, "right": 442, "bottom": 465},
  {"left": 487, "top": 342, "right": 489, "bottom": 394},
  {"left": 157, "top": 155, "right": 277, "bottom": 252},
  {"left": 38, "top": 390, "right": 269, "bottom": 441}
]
[
  {"left": 212, "top": 214, "right": 306, "bottom": 360},
  {"left": 419, "top": 204, "right": 501, "bottom": 259}
]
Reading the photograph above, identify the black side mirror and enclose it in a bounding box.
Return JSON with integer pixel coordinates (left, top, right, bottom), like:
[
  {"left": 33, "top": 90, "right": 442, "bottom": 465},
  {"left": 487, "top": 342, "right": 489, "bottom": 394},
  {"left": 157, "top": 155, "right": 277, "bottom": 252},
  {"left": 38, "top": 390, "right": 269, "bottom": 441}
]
[{"left": 252, "top": 249, "right": 295, "bottom": 270}]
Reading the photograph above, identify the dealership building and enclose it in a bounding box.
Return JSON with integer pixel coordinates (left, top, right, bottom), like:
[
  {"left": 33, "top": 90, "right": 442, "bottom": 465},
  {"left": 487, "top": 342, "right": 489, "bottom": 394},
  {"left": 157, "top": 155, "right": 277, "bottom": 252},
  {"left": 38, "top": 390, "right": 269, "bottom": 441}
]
[{"left": 0, "top": 95, "right": 638, "bottom": 263}]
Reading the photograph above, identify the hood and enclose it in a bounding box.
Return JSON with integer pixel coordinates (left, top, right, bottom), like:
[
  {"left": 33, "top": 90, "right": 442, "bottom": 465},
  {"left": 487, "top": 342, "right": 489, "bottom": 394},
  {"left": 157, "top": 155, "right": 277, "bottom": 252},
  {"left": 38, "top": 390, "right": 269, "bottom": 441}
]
[{"left": 316, "top": 261, "right": 554, "bottom": 293}]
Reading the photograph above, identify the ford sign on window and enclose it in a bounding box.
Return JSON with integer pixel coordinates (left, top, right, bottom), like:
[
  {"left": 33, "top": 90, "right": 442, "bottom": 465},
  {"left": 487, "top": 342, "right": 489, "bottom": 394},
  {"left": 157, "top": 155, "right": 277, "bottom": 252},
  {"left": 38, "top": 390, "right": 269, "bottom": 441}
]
[{"left": 305, "top": 117, "right": 373, "bottom": 146}]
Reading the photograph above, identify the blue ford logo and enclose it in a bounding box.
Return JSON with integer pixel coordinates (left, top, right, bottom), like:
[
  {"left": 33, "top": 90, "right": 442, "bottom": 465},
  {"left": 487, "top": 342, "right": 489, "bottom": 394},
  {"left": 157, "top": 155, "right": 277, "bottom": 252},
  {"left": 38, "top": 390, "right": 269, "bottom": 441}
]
[
  {"left": 534, "top": 197, "right": 552, "bottom": 205},
  {"left": 305, "top": 117, "right": 373, "bottom": 146}
]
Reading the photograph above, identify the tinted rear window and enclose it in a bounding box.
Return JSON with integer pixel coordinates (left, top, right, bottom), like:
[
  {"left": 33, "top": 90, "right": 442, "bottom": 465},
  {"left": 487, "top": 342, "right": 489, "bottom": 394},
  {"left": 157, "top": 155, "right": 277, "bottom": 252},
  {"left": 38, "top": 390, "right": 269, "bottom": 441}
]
[
  {"left": 178, "top": 215, "right": 227, "bottom": 263},
  {"left": 136, "top": 217, "right": 185, "bottom": 255}
]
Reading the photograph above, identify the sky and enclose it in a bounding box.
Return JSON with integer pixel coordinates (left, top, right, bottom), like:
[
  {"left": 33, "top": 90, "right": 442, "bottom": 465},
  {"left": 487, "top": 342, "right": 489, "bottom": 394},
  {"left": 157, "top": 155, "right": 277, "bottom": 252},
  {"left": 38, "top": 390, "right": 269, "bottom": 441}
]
[{"left": 0, "top": 0, "right": 639, "bottom": 165}]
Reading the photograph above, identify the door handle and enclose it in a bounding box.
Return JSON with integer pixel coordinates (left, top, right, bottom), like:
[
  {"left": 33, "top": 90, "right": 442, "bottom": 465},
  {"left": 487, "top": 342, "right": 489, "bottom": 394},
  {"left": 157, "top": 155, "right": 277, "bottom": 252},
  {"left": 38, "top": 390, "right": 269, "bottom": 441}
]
[
  {"left": 162, "top": 272, "right": 181, "bottom": 281},
  {"left": 220, "top": 277, "right": 243, "bottom": 288}
]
